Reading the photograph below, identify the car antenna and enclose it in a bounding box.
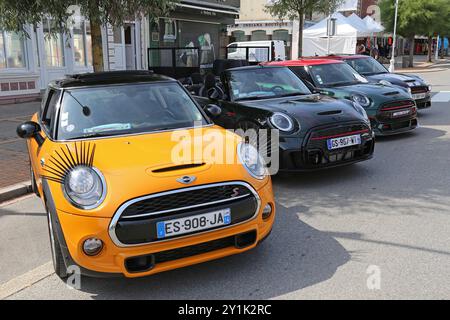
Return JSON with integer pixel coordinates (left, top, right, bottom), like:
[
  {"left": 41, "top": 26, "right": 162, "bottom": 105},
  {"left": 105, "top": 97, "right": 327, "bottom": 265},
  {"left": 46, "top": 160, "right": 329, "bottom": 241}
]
[{"left": 65, "top": 91, "right": 91, "bottom": 116}]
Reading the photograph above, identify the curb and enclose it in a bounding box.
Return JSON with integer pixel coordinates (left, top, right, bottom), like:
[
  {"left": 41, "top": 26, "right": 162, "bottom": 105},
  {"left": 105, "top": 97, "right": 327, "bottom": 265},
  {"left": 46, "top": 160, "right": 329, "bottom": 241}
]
[
  {"left": 397, "top": 68, "right": 447, "bottom": 74},
  {"left": 0, "top": 181, "right": 32, "bottom": 203}
]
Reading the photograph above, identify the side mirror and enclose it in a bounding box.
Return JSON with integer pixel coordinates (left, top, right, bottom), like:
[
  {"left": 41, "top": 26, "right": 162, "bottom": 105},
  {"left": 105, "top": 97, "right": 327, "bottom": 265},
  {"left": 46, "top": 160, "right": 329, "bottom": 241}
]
[
  {"left": 17, "top": 121, "right": 44, "bottom": 145},
  {"left": 204, "top": 104, "right": 222, "bottom": 118}
]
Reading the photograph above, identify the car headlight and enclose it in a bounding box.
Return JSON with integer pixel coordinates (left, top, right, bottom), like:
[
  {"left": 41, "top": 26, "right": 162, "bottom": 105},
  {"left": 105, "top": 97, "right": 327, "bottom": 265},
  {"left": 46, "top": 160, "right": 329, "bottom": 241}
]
[
  {"left": 427, "top": 84, "right": 432, "bottom": 92},
  {"left": 238, "top": 143, "right": 267, "bottom": 180},
  {"left": 351, "top": 94, "right": 371, "bottom": 107},
  {"left": 379, "top": 80, "right": 392, "bottom": 86},
  {"left": 63, "top": 166, "right": 106, "bottom": 209},
  {"left": 352, "top": 102, "right": 369, "bottom": 122},
  {"left": 269, "top": 112, "right": 296, "bottom": 132}
]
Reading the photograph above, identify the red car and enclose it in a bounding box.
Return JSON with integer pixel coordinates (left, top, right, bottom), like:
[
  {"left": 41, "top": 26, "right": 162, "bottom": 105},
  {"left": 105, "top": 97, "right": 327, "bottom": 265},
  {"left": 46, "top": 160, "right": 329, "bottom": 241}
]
[{"left": 266, "top": 59, "right": 418, "bottom": 136}]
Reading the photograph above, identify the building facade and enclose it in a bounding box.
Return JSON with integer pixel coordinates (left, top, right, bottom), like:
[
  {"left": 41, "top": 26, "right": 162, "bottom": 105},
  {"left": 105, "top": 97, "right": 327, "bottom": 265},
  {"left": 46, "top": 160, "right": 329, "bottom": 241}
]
[
  {"left": 227, "top": 0, "right": 323, "bottom": 59},
  {"left": 0, "top": 0, "right": 239, "bottom": 103}
]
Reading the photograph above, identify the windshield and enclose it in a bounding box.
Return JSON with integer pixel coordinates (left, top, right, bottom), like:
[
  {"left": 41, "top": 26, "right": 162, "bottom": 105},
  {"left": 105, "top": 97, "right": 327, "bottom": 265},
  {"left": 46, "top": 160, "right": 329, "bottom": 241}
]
[
  {"left": 309, "top": 63, "right": 368, "bottom": 87},
  {"left": 227, "top": 67, "right": 312, "bottom": 101},
  {"left": 345, "top": 57, "right": 388, "bottom": 75},
  {"left": 57, "top": 82, "right": 207, "bottom": 140}
]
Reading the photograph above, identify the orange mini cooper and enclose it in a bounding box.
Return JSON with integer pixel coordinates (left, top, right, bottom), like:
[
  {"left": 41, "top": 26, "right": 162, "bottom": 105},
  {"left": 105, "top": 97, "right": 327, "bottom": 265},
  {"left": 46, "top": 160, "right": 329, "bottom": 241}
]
[{"left": 17, "top": 71, "right": 275, "bottom": 279}]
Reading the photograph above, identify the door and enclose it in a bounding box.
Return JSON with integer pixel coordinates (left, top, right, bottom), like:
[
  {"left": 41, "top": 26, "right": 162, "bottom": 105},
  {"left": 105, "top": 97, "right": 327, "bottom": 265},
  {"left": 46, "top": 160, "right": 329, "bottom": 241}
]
[
  {"left": 113, "top": 27, "right": 126, "bottom": 70},
  {"left": 124, "top": 24, "right": 136, "bottom": 70}
]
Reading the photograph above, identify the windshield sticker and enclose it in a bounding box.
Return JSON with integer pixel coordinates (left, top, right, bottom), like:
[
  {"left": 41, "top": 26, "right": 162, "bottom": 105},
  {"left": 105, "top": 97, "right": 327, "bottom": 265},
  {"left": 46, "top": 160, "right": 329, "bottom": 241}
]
[
  {"left": 83, "top": 123, "right": 132, "bottom": 134},
  {"left": 66, "top": 124, "right": 75, "bottom": 132}
]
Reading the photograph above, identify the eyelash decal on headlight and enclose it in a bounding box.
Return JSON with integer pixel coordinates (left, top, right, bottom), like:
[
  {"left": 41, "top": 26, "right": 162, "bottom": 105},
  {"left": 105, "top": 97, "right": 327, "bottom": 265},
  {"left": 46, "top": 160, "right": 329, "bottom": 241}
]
[{"left": 41, "top": 142, "right": 96, "bottom": 184}]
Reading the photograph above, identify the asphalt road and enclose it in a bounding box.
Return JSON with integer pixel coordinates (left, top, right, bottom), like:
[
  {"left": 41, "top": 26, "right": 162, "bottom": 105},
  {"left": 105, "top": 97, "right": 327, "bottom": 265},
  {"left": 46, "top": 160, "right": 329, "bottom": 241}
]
[{"left": 1, "top": 68, "right": 450, "bottom": 300}]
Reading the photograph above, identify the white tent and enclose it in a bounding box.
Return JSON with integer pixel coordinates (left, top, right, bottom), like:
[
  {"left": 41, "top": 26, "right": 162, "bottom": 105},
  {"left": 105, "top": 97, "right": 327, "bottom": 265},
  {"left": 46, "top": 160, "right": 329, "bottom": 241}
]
[
  {"left": 303, "top": 12, "right": 359, "bottom": 56},
  {"left": 363, "top": 16, "right": 385, "bottom": 33},
  {"left": 347, "top": 13, "right": 373, "bottom": 37}
]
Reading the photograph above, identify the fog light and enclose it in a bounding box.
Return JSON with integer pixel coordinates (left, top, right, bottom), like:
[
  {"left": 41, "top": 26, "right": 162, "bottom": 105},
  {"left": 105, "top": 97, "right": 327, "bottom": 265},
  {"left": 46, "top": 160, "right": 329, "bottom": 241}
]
[
  {"left": 262, "top": 204, "right": 273, "bottom": 220},
  {"left": 83, "top": 238, "right": 103, "bottom": 256}
]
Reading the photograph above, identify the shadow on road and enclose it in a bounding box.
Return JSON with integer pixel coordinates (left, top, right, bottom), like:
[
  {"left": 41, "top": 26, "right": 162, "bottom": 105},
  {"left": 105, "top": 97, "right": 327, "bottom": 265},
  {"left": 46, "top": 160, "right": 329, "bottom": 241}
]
[{"left": 74, "top": 203, "right": 350, "bottom": 299}]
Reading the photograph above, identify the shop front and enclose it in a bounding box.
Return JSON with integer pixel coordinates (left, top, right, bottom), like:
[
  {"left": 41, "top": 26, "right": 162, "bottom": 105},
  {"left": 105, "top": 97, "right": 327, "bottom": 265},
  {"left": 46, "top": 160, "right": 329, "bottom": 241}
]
[{"left": 147, "top": 0, "right": 239, "bottom": 76}]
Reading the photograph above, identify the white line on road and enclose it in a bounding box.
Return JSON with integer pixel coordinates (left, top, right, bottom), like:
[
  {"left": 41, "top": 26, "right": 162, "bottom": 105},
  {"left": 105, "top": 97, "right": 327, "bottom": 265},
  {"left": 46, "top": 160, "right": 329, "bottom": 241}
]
[
  {"left": 432, "top": 91, "right": 450, "bottom": 102},
  {"left": 0, "top": 261, "right": 53, "bottom": 300}
]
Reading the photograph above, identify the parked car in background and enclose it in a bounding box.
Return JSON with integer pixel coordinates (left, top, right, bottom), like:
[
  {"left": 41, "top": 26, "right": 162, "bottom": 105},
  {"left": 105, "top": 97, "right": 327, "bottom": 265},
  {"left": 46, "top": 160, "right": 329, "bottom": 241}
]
[
  {"left": 17, "top": 71, "right": 275, "bottom": 279},
  {"left": 267, "top": 59, "right": 418, "bottom": 136},
  {"left": 323, "top": 55, "right": 432, "bottom": 109},
  {"left": 227, "top": 40, "right": 286, "bottom": 62},
  {"left": 195, "top": 66, "right": 375, "bottom": 172}
]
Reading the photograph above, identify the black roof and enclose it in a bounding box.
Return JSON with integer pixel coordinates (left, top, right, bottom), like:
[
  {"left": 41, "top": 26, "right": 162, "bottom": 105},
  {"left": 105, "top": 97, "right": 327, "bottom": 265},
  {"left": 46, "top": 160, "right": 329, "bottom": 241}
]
[{"left": 51, "top": 70, "right": 175, "bottom": 89}]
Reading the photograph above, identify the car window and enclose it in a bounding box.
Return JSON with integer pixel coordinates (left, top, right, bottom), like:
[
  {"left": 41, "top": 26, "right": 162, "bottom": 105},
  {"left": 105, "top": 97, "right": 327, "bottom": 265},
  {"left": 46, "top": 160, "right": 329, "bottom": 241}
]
[
  {"left": 289, "top": 66, "right": 315, "bottom": 86},
  {"left": 227, "top": 67, "right": 311, "bottom": 101},
  {"left": 345, "top": 58, "right": 387, "bottom": 76},
  {"left": 308, "top": 63, "right": 368, "bottom": 87},
  {"left": 56, "top": 82, "right": 207, "bottom": 140},
  {"left": 42, "top": 89, "right": 61, "bottom": 135}
]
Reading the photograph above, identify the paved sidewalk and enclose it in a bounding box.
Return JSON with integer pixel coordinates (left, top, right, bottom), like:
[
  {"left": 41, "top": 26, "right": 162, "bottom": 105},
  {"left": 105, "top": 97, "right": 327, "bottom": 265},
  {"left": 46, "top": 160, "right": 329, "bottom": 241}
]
[{"left": 0, "top": 101, "right": 40, "bottom": 188}]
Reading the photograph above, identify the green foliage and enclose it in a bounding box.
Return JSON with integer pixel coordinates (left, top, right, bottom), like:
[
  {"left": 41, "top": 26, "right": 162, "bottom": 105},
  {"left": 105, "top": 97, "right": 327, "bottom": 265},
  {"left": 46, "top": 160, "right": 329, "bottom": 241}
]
[
  {"left": 265, "top": 0, "right": 344, "bottom": 20},
  {"left": 0, "top": 0, "right": 177, "bottom": 35},
  {"left": 380, "top": 0, "right": 450, "bottom": 37}
]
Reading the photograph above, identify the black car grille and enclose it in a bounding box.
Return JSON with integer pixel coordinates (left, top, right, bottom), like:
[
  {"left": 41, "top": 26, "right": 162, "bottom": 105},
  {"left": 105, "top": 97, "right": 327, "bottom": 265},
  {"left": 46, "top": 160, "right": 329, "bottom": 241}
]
[
  {"left": 411, "top": 86, "right": 429, "bottom": 94},
  {"left": 295, "top": 122, "right": 373, "bottom": 168},
  {"left": 378, "top": 100, "right": 416, "bottom": 121},
  {"left": 113, "top": 183, "right": 259, "bottom": 245},
  {"left": 124, "top": 231, "right": 257, "bottom": 273},
  {"left": 121, "top": 184, "right": 252, "bottom": 218}
]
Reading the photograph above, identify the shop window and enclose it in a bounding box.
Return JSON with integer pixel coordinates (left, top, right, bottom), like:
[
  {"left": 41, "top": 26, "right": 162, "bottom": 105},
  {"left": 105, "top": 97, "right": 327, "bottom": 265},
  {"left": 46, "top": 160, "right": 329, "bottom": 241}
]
[
  {"left": 232, "top": 31, "right": 246, "bottom": 42},
  {"left": 0, "top": 31, "right": 26, "bottom": 69},
  {"left": 73, "top": 21, "right": 92, "bottom": 67},
  {"left": 272, "top": 29, "right": 290, "bottom": 43},
  {"left": 163, "top": 19, "right": 177, "bottom": 42},
  {"left": 251, "top": 30, "right": 268, "bottom": 41},
  {"left": 43, "top": 20, "right": 65, "bottom": 67}
]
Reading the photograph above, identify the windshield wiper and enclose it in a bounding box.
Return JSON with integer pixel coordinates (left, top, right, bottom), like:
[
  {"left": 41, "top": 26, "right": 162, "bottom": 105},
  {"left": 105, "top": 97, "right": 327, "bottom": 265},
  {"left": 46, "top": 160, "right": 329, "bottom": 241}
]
[
  {"left": 67, "top": 131, "right": 126, "bottom": 140},
  {"left": 276, "top": 92, "right": 309, "bottom": 98}
]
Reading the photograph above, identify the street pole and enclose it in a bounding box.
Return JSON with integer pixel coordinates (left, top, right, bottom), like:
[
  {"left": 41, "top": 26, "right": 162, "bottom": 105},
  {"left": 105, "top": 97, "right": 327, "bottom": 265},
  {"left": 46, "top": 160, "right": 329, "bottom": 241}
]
[
  {"left": 435, "top": 35, "right": 440, "bottom": 61},
  {"left": 389, "top": 0, "right": 399, "bottom": 72}
]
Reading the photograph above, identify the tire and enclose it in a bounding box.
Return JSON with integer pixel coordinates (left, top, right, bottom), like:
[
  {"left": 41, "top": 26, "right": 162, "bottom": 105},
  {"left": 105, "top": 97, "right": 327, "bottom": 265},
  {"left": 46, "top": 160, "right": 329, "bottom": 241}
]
[{"left": 46, "top": 208, "right": 68, "bottom": 279}]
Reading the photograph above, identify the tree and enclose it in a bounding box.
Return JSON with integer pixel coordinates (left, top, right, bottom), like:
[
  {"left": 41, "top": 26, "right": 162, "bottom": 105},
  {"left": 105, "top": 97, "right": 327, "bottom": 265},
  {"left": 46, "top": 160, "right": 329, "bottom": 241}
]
[
  {"left": 0, "top": 0, "right": 177, "bottom": 71},
  {"left": 380, "top": 0, "right": 449, "bottom": 66},
  {"left": 265, "top": 0, "right": 344, "bottom": 57}
]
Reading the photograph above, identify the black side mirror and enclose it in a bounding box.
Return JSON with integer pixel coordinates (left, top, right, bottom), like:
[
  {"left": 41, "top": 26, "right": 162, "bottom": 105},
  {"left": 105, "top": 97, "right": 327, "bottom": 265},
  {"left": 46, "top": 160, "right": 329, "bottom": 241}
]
[
  {"left": 204, "top": 104, "right": 222, "bottom": 118},
  {"left": 17, "top": 121, "right": 44, "bottom": 146}
]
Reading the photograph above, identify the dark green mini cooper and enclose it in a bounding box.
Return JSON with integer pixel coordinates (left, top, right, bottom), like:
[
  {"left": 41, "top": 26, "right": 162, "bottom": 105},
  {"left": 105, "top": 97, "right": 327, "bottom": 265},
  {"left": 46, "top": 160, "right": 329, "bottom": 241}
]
[{"left": 268, "top": 59, "right": 418, "bottom": 136}]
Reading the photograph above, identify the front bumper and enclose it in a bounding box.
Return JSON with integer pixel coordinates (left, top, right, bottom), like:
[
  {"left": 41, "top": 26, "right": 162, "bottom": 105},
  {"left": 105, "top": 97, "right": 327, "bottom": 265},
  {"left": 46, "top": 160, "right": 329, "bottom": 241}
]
[
  {"left": 415, "top": 96, "right": 432, "bottom": 109},
  {"left": 277, "top": 122, "right": 375, "bottom": 171},
  {"left": 54, "top": 181, "right": 275, "bottom": 278}
]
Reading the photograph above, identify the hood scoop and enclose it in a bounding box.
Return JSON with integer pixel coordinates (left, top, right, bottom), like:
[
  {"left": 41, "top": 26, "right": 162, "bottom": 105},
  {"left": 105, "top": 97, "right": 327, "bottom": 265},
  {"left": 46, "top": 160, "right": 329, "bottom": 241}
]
[
  {"left": 152, "top": 163, "right": 206, "bottom": 173},
  {"left": 317, "top": 110, "right": 342, "bottom": 116},
  {"left": 383, "top": 91, "right": 400, "bottom": 96}
]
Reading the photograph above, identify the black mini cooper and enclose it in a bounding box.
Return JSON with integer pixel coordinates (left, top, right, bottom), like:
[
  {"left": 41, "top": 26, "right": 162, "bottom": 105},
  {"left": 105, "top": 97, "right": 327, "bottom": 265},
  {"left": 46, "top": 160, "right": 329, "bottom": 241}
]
[{"left": 196, "top": 66, "right": 375, "bottom": 172}]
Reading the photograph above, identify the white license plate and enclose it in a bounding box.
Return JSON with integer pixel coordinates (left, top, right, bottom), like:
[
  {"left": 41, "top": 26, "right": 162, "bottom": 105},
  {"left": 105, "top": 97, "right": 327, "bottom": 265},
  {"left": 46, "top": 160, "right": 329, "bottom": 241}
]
[
  {"left": 327, "top": 135, "right": 361, "bottom": 150},
  {"left": 156, "top": 209, "right": 231, "bottom": 239},
  {"left": 393, "top": 109, "right": 411, "bottom": 117},
  {"left": 412, "top": 93, "right": 426, "bottom": 100}
]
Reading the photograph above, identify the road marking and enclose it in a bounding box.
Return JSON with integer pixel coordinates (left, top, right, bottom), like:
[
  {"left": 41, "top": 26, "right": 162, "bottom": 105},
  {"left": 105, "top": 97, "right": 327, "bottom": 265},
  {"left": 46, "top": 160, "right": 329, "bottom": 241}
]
[
  {"left": 432, "top": 91, "right": 450, "bottom": 102},
  {"left": 0, "top": 261, "right": 53, "bottom": 300}
]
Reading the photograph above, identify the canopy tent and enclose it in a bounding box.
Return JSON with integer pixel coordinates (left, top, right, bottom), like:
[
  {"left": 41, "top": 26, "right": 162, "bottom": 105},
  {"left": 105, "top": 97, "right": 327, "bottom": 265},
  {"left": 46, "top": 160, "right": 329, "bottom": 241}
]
[
  {"left": 302, "top": 12, "right": 384, "bottom": 56},
  {"left": 363, "top": 15, "right": 385, "bottom": 33},
  {"left": 303, "top": 12, "right": 359, "bottom": 56},
  {"left": 347, "top": 13, "right": 373, "bottom": 37}
]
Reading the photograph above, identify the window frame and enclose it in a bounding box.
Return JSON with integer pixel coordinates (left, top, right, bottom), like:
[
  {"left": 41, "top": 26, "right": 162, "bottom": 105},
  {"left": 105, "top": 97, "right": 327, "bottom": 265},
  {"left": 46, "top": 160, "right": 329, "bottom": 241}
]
[
  {"left": 72, "top": 20, "right": 92, "bottom": 68},
  {"left": 42, "top": 19, "right": 65, "bottom": 68},
  {"left": 40, "top": 87, "right": 62, "bottom": 139},
  {"left": 0, "top": 30, "right": 28, "bottom": 72}
]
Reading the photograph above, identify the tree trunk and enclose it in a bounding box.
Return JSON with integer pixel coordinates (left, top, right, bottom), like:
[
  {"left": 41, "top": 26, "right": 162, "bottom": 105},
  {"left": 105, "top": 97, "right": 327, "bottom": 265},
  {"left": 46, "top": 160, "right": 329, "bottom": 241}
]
[
  {"left": 298, "top": 9, "right": 304, "bottom": 58},
  {"left": 409, "top": 36, "right": 415, "bottom": 68},
  {"left": 427, "top": 36, "right": 433, "bottom": 63},
  {"left": 90, "top": 19, "right": 104, "bottom": 72}
]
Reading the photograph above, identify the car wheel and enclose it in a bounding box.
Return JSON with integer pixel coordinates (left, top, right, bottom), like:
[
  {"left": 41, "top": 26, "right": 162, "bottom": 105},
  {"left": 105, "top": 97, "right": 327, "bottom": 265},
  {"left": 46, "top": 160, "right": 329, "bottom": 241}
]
[{"left": 46, "top": 208, "right": 68, "bottom": 280}]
